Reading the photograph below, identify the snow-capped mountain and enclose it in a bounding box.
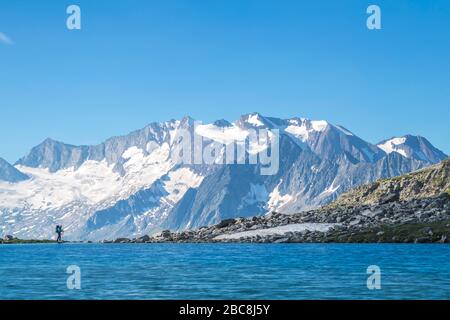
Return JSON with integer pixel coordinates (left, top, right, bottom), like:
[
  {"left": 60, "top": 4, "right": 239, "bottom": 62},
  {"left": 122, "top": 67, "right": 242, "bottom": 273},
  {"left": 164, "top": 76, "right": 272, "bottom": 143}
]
[
  {"left": 377, "top": 135, "right": 447, "bottom": 163},
  {"left": 0, "top": 113, "right": 447, "bottom": 240}
]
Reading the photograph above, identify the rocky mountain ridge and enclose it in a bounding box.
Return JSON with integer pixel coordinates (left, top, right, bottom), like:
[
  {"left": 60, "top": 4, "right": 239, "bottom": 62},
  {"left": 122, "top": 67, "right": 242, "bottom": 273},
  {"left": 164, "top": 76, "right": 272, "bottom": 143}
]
[
  {"left": 0, "top": 113, "right": 447, "bottom": 240},
  {"left": 329, "top": 158, "right": 450, "bottom": 208}
]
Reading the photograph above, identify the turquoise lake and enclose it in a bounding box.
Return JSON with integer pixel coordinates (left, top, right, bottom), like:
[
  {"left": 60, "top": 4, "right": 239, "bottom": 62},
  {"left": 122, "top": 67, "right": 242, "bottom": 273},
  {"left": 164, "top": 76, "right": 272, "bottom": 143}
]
[{"left": 0, "top": 243, "right": 449, "bottom": 299}]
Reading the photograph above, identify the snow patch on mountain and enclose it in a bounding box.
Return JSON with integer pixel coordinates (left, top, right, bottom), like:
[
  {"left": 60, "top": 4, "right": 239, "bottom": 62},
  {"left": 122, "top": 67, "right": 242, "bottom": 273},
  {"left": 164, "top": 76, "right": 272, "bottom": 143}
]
[
  {"left": 0, "top": 142, "right": 176, "bottom": 211},
  {"left": 283, "top": 118, "right": 330, "bottom": 144},
  {"left": 121, "top": 143, "right": 174, "bottom": 187},
  {"left": 285, "top": 124, "right": 310, "bottom": 142},
  {"left": 0, "top": 161, "right": 120, "bottom": 210},
  {"left": 321, "top": 180, "right": 341, "bottom": 195},
  {"left": 267, "top": 183, "right": 294, "bottom": 211},
  {"left": 195, "top": 124, "right": 248, "bottom": 144},
  {"left": 311, "top": 120, "right": 328, "bottom": 132},
  {"left": 163, "top": 168, "right": 204, "bottom": 204},
  {"left": 378, "top": 137, "right": 408, "bottom": 157},
  {"left": 246, "top": 114, "right": 265, "bottom": 127}
]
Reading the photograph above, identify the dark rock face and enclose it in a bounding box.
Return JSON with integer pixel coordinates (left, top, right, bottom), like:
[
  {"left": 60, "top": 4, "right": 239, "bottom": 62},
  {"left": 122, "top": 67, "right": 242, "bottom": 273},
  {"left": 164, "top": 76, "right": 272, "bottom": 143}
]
[
  {"left": 15, "top": 139, "right": 91, "bottom": 173},
  {"left": 217, "top": 219, "right": 236, "bottom": 229},
  {"left": 0, "top": 158, "right": 29, "bottom": 183}
]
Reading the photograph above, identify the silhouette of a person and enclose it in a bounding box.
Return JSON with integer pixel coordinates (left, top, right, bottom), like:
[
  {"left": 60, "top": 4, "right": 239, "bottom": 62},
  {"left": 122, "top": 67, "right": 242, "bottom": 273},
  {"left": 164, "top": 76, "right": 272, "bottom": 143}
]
[{"left": 56, "top": 225, "right": 64, "bottom": 243}]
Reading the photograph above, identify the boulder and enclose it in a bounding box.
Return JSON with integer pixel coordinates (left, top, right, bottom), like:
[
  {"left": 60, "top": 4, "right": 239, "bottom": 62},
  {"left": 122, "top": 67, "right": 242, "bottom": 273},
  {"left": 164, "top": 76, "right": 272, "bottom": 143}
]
[
  {"left": 438, "top": 192, "right": 450, "bottom": 200},
  {"left": 216, "top": 219, "right": 236, "bottom": 229},
  {"left": 161, "top": 230, "right": 172, "bottom": 238},
  {"left": 114, "top": 238, "right": 131, "bottom": 243},
  {"left": 379, "top": 192, "right": 400, "bottom": 205},
  {"left": 361, "top": 208, "right": 384, "bottom": 218},
  {"left": 349, "top": 219, "right": 361, "bottom": 226},
  {"left": 136, "top": 235, "right": 150, "bottom": 243},
  {"left": 273, "top": 237, "right": 290, "bottom": 243}
]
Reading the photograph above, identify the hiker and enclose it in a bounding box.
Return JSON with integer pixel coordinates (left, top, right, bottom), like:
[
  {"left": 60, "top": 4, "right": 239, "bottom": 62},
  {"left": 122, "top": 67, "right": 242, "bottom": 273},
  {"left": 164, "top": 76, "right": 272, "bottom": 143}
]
[{"left": 56, "top": 225, "right": 64, "bottom": 242}]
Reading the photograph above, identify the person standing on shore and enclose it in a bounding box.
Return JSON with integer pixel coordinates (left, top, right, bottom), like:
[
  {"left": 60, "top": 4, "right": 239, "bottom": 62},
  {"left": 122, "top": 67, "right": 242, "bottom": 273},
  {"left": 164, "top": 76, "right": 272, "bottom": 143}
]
[{"left": 56, "top": 225, "right": 64, "bottom": 243}]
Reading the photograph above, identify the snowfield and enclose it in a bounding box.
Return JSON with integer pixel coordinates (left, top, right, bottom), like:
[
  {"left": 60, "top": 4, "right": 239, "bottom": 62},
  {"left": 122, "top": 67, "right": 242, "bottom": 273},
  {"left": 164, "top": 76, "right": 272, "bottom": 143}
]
[
  {"left": 0, "top": 142, "right": 176, "bottom": 210},
  {"left": 214, "top": 223, "right": 337, "bottom": 240}
]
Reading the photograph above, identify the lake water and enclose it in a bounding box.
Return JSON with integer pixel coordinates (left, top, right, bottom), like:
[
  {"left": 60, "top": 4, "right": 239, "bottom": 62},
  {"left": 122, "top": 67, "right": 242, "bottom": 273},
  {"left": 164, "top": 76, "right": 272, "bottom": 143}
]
[{"left": 0, "top": 243, "right": 449, "bottom": 299}]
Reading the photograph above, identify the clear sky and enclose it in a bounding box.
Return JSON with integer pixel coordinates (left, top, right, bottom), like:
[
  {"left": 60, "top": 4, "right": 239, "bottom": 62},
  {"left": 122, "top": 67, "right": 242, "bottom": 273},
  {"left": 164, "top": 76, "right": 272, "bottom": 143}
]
[{"left": 1, "top": 0, "right": 449, "bottom": 162}]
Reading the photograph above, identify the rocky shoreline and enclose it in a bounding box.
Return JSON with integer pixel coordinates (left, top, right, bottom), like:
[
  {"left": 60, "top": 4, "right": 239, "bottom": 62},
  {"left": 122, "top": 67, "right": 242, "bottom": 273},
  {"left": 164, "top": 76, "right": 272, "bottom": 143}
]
[
  {"left": 4, "top": 194, "right": 449, "bottom": 245},
  {"left": 107, "top": 192, "right": 450, "bottom": 244},
  {"left": 0, "top": 235, "right": 57, "bottom": 244}
]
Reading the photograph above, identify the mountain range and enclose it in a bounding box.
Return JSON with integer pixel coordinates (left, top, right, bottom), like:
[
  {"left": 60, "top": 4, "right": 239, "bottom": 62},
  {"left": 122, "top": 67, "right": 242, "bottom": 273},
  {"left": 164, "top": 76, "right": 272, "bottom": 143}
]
[{"left": 0, "top": 113, "right": 447, "bottom": 240}]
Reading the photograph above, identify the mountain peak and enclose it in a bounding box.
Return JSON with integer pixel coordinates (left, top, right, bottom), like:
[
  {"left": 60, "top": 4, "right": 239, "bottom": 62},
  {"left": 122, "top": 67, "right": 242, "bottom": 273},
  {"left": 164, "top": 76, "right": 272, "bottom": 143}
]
[
  {"left": 377, "top": 135, "right": 447, "bottom": 163},
  {"left": 15, "top": 137, "right": 88, "bottom": 172},
  {"left": 237, "top": 112, "right": 274, "bottom": 128},
  {"left": 285, "top": 117, "right": 330, "bottom": 131},
  {"left": 0, "top": 157, "right": 29, "bottom": 183},
  {"left": 180, "top": 115, "right": 195, "bottom": 126},
  {"left": 43, "top": 137, "right": 56, "bottom": 143}
]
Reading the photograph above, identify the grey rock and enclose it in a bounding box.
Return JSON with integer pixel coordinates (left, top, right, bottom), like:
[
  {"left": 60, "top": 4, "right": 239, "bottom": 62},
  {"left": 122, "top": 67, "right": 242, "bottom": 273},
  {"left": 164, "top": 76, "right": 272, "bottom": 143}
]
[
  {"left": 216, "top": 219, "right": 236, "bottom": 229},
  {"left": 114, "top": 238, "right": 131, "bottom": 243},
  {"left": 161, "top": 230, "right": 172, "bottom": 238},
  {"left": 136, "top": 235, "right": 150, "bottom": 243},
  {"left": 273, "top": 237, "right": 290, "bottom": 243},
  {"left": 379, "top": 192, "right": 400, "bottom": 205},
  {"left": 0, "top": 158, "right": 29, "bottom": 183}
]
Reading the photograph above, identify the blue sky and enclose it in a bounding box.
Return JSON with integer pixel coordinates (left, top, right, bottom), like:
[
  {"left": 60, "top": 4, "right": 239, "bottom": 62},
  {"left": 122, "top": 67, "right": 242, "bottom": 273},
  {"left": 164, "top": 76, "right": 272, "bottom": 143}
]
[{"left": 0, "top": 0, "right": 449, "bottom": 162}]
